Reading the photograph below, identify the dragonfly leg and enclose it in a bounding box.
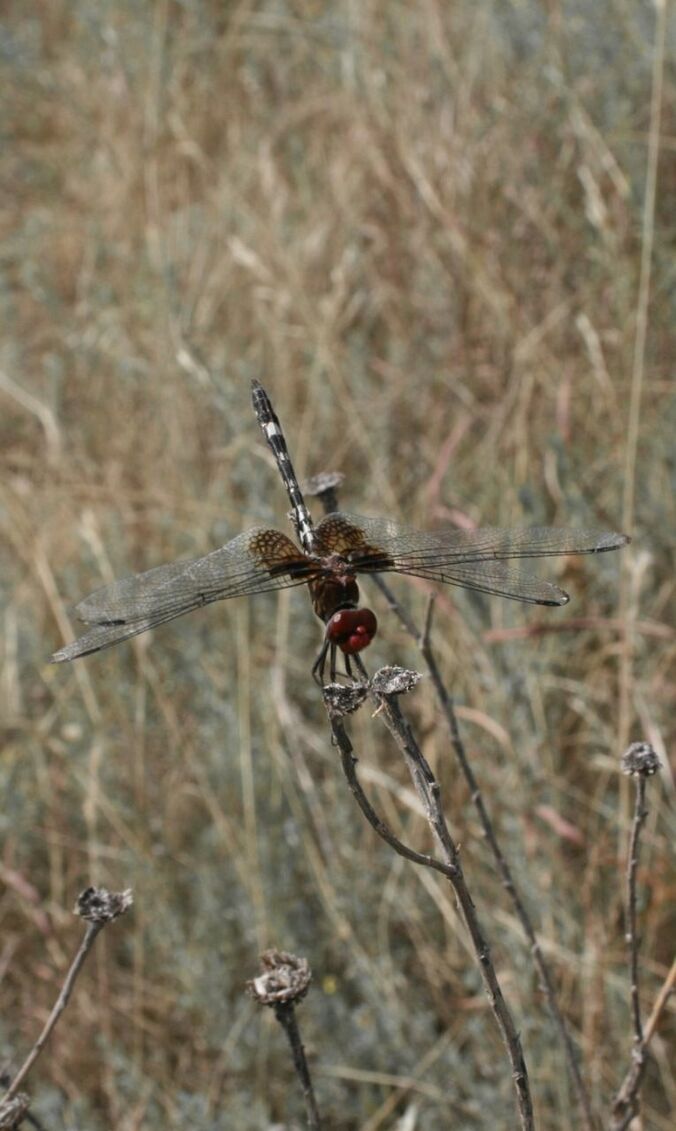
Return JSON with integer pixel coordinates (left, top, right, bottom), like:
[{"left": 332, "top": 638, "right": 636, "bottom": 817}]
[{"left": 312, "top": 637, "right": 330, "bottom": 685}]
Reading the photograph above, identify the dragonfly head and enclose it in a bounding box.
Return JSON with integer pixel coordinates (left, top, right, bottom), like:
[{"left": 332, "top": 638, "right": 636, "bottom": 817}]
[{"left": 326, "top": 607, "right": 378, "bottom": 655}]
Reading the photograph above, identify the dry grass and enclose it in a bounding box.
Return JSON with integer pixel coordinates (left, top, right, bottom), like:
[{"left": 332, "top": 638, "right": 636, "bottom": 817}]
[{"left": 1, "top": 2, "right": 674, "bottom": 1128}]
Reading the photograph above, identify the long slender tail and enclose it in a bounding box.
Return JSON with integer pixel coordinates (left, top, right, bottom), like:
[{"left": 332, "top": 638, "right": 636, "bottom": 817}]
[{"left": 251, "top": 381, "right": 316, "bottom": 553}]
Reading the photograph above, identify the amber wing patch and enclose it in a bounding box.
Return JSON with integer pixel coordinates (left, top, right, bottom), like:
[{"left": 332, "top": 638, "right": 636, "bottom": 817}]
[
  {"left": 248, "top": 529, "right": 315, "bottom": 579},
  {"left": 314, "top": 515, "right": 394, "bottom": 569}
]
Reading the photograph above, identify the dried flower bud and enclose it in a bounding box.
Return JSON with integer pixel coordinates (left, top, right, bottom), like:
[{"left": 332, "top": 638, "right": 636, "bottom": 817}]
[
  {"left": 621, "top": 742, "right": 661, "bottom": 777},
  {"left": 370, "top": 666, "right": 422, "bottom": 696},
  {"left": 305, "top": 471, "right": 345, "bottom": 496},
  {"left": 305, "top": 471, "right": 345, "bottom": 515},
  {"left": 322, "top": 682, "right": 368, "bottom": 718},
  {"left": 0, "top": 1092, "right": 30, "bottom": 1128},
  {"left": 248, "top": 949, "right": 312, "bottom": 1006},
  {"left": 74, "top": 886, "right": 133, "bottom": 924}
]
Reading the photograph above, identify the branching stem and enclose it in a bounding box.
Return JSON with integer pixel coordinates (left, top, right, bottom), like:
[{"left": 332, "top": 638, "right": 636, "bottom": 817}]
[{"left": 326, "top": 653, "right": 535, "bottom": 1130}]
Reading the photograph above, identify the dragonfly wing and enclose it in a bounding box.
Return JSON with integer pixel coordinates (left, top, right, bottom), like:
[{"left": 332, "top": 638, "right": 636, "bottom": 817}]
[
  {"left": 316, "top": 514, "right": 628, "bottom": 566},
  {"left": 51, "top": 528, "right": 314, "bottom": 662},
  {"left": 397, "top": 562, "right": 570, "bottom": 605},
  {"left": 313, "top": 514, "right": 627, "bottom": 606},
  {"left": 52, "top": 612, "right": 193, "bottom": 662}
]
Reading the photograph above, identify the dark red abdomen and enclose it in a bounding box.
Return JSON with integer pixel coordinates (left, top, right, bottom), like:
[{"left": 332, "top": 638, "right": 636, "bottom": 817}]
[{"left": 326, "top": 608, "right": 378, "bottom": 655}]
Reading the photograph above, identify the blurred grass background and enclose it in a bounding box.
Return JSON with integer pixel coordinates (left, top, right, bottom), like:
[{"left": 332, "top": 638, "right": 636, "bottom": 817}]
[{"left": 1, "top": 1, "right": 674, "bottom": 1128}]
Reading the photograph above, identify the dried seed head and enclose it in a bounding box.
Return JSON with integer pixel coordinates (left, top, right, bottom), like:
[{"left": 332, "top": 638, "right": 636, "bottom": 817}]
[
  {"left": 305, "top": 472, "right": 345, "bottom": 514},
  {"left": 322, "top": 682, "right": 368, "bottom": 718},
  {"left": 621, "top": 742, "right": 661, "bottom": 777},
  {"left": 370, "top": 666, "right": 422, "bottom": 696},
  {"left": 0, "top": 1093, "right": 30, "bottom": 1128},
  {"left": 74, "top": 886, "right": 134, "bottom": 924},
  {"left": 247, "top": 949, "right": 312, "bottom": 1006},
  {"left": 305, "top": 471, "right": 345, "bottom": 495}
]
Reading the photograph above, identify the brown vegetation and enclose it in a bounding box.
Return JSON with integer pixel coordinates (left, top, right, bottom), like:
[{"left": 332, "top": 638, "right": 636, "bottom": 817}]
[{"left": 1, "top": 2, "right": 673, "bottom": 1128}]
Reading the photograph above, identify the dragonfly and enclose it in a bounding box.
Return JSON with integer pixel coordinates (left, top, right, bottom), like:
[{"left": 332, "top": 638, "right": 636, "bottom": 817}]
[{"left": 51, "top": 381, "right": 629, "bottom": 681}]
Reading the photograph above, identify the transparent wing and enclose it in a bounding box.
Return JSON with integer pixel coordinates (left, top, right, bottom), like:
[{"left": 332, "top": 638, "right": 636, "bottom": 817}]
[
  {"left": 314, "top": 513, "right": 628, "bottom": 605},
  {"left": 51, "top": 527, "right": 315, "bottom": 662},
  {"left": 391, "top": 561, "right": 569, "bottom": 605}
]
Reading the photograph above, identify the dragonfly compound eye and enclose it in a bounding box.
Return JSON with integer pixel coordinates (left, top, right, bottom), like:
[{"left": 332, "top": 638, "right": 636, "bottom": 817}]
[{"left": 326, "top": 608, "right": 378, "bottom": 655}]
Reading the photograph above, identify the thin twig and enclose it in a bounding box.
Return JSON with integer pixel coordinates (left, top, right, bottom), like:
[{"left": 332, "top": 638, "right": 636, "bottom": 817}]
[
  {"left": 4, "top": 922, "right": 103, "bottom": 1102},
  {"left": 0, "top": 369, "right": 62, "bottom": 465},
  {"left": 611, "top": 956, "right": 676, "bottom": 1131},
  {"left": 374, "top": 576, "right": 598, "bottom": 1131},
  {"left": 329, "top": 713, "right": 464, "bottom": 880},
  {"left": 627, "top": 782, "right": 647, "bottom": 1048},
  {"left": 274, "top": 1003, "right": 322, "bottom": 1130}
]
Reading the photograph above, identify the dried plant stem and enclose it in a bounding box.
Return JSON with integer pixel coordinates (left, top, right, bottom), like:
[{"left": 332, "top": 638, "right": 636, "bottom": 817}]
[
  {"left": 610, "top": 763, "right": 653, "bottom": 1130},
  {"left": 332, "top": 662, "right": 534, "bottom": 1131},
  {"left": 626, "top": 776, "right": 647, "bottom": 1047},
  {"left": 4, "top": 922, "right": 103, "bottom": 1101},
  {"left": 373, "top": 578, "right": 598, "bottom": 1129},
  {"left": 330, "top": 714, "right": 458, "bottom": 878},
  {"left": 273, "top": 1002, "right": 322, "bottom": 1130}
]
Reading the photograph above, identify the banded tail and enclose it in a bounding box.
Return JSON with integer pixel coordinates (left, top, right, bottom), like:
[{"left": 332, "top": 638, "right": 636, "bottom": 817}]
[{"left": 251, "top": 381, "right": 316, "bottom": 554}]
